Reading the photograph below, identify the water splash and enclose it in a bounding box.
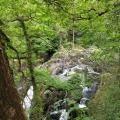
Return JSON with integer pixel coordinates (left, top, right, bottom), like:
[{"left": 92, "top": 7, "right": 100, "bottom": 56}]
[{"left": 59, "top": 109, "right": 68, "bottom": 120}]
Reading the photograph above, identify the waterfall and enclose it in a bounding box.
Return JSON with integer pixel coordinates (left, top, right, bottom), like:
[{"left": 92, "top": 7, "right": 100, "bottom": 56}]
[
  {"left": 58, "top": 69, "right": 70, "bottom": 80},
  {"left": 48, "top": 61, "right": 99, "bottom": 119},
  {"left": 79, "top": 87, "right": 91, "bottom": 108},
  {"left": 79, "top": 81, "right": 98, "bottom": 108},
  {"left": 23, "top": 86, "right": 33, "bottom": 110}
]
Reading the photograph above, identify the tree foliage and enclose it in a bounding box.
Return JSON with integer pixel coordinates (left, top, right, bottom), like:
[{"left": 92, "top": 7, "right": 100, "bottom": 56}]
[{"left": 0, "top": 0, "right": 119, "bottom": 119}]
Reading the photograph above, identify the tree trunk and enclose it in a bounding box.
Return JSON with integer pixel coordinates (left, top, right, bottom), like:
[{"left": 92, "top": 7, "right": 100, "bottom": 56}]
[
  {"left": 72, "top": 29, "right": 75, "bottom": 49},
  {"left": 72, "top": 1, "right": 75, "bottom": 49},
  {"left": 0, "top": 30, "right": 27, "bottom": 120},
  {"left": 18, "top": 18, "right": 36, "bottom": 89}
]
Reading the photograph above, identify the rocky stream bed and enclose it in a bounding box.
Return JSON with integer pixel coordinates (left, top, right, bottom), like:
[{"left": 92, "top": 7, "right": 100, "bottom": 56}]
[{"left": 21, "top": 47, "right": 101, "bottom": 120}]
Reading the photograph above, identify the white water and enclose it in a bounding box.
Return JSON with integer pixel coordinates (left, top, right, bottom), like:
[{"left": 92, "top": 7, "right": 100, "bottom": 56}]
[
  {"left": 79, "top": 97, "right": 89, "bottom": 108},
  {"left": 50, "top": 109, "right": 68, "bottom": 120},
  {"left": 79, "top": 104, "right": 86, "bottom": 108},
  {"left": 59, "top": 109, "right": 68, "bottom": 120},
  {"left": 58, "top": 64, "right": 87, "bottom": 81},
  {"left": 57, "top": 64, "right": 99, "bottom": 113},
  {"left": 47, "top": 55, "right": 99, "bottom": 119},
  {"left": 58, "top": 69, "right": 70, "bottom": 80},
  {"left": 23, "top": 86, "right": 33, "bottom": 110}
]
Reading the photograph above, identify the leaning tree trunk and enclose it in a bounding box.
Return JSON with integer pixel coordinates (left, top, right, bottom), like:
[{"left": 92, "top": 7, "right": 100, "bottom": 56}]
[
  {"left": 18, "top": 18, "right": 36, "bottom": 89},
  {"left": 0, "top": 30, "right": 27, "bottom": 120}
]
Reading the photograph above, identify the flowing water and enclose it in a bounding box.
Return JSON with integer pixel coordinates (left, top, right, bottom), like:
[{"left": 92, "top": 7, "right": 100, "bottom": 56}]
[
  {"left": 23, "top": 86, "right": 33, "bottom": 110},
  {"left": 48, "top": 63, "right": 99, "bottom": 120},
  {"left": 22, "top": 64, "right": 99, "bottom": 120},
  {"left": 22, "top": 47, "right": 100, "bottom": 120}
]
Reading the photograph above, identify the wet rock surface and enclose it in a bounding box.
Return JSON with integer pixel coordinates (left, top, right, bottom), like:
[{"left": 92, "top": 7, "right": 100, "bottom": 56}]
[
  {"left": 41, "top": 47, "right": 100, "bottom": 76},
  {"left": 43, "top": 87, "right": 67, "bottom": 114}
]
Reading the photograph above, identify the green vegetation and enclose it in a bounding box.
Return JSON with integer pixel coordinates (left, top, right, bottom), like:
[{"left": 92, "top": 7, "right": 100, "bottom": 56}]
[
  {"left": 89, "top": 70, "right": 120, "bottom": 120},
  {"left": 35, "top": 68, "right": 69, "bottom": 90},
  {"left": 0, "top": 0, "right": 119, "bottom": 120}
]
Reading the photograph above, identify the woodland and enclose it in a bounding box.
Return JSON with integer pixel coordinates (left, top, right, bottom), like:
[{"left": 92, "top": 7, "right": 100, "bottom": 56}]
[{"left": 0, "top": 0, "right": 120, "bottom": 120}]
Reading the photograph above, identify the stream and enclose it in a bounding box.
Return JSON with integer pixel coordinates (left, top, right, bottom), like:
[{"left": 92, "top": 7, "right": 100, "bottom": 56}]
[
  {"left": 49, "top": 65, "right": 99, "bottom": 120},
  {"left": 23, "top": 47, "right": 100, "bottom": 120},
  {"left": 22, "top": 86, "right": 33, "bottom": 118},
  {"left": 22, "top": 65, "right": 99, "bottom": 120}
]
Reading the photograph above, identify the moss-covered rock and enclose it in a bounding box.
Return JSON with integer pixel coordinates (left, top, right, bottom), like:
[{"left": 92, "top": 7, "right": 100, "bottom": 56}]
[{"left": 69, "top": 106, "right": 89, "bottom": 120}]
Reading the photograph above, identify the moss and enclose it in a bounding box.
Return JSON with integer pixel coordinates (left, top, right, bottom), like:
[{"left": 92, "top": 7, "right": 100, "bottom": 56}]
[
  {"left": 34, "top": 68, "right": 69, "bottom": 90},
  {"left": 69, "top": 106, "right": 89, "bottom": 120},
  {"left": 49, "top": 46, "right": 84, "bottom": 61},
  {"left": 29, "top": 86, "right": 44, "bottom": 120},
  {"left": 89, "top": 72, "right": 120, "bottom": 120},
  {"left": 67, "top": 74, "right": 83, "bottom": 101}
]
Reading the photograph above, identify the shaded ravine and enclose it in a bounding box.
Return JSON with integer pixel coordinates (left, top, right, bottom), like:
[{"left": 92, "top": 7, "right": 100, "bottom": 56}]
[
  {"left": 22, "top": 47, "right": 101, "bottom": 120},
  {"left": 42, "top": 47, "right": 100, "bottom": 120}
]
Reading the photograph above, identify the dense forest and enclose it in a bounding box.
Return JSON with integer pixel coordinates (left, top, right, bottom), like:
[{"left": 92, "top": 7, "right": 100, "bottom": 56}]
[{"left": 0, "top": 0, "right": 120, "bottom": 120}]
